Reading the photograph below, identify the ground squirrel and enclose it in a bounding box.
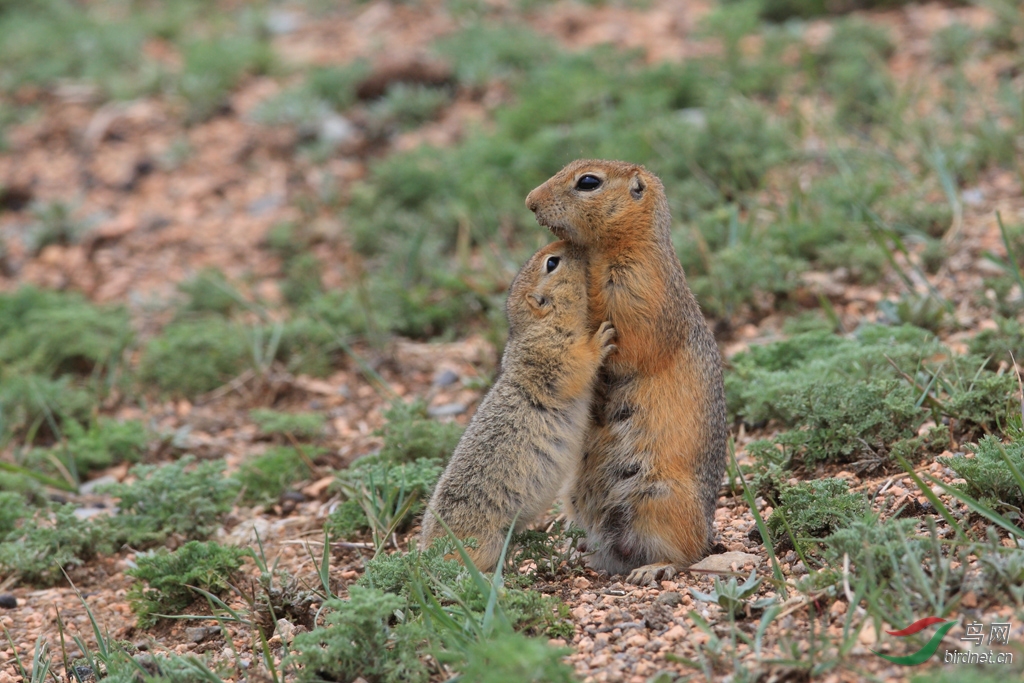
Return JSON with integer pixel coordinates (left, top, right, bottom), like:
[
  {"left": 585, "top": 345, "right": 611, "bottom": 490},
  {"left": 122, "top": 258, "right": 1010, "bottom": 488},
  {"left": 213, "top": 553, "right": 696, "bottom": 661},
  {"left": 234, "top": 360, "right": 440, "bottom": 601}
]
[
  {"left": 525, "top": 159, "right": 727, "bottom": 585},
  {"left": 421, "top": 241, "right": 617, "bottom": 571}
]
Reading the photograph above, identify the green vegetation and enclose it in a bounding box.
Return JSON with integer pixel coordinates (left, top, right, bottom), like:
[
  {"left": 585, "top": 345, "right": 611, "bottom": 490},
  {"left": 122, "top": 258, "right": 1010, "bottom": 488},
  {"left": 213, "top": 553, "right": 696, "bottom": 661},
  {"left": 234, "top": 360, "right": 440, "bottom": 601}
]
[
  {"left": 178, "top": 32, "right": 273, "bottom": 123},
  {"left": 289, "top": 586, "right": 430, "bottom": 683},
  {"left": 61, "top": 417, "right": 149, "bottom": 471},
  {"left": 510, "top": 520, "right": 589, "bottom": 580},
  {"left": 0, "top": 0, "right": 272, "bottom": 121},
  {"left": 941, "top": 435, "right": 1024, "bottom": 510},
  {"left": 2, "top": 1, "right": 1024, "bottom": 679},
  {"left": 177, "top": 267, "right": 242, "bottom": 317},
  {"left": 0, "top": 287, "right": 133, "bottom": 443},
  {"left": 250, "top": 409, "right": 325, "bottom": 440},
  {"left": 237, "top": 446, "right": 316, "bottom": 504},
  {"left": 138, "top": 318, "right": 254, "bottom": 397},
  {"left": 730, "top": 326, "right": 1013, "bottom": 470},
  {"left": 102, "top": 457, "right": 240, "bottom": 547},
  {"left": 329, "top": 454, "right": 445, "bottom": 539},
  {"left": 0, "top": 373, "right": 94, "bottom": 443},
  {"left": 127, "top": 540, "right": 249, "bottom": 627},
  {"left": 377, "top": 400, "right": 465, "bottom": 463},
  {"left": 0, "top": 504, "right": 113, "bottom": 584},
  {"left": 328, "top": 401, "right": 463, "bottom": 539},
  {"left": 0, "top": 492, "right": 26, "bottom": 537},
  {"left": 690, "top": 569, "right": 773, "bottom": 619},
  {"left": 766, "top": 479, "right": 869, "bottom": 553},
  {"left": 824, "top": 516, "right": 968, "bottom": 626},
  {"left": 0, "top": 286, "right": 131, "bottom": 378},
  {"left": 289, "top": 531, "right": 573, "bottom": 682}
]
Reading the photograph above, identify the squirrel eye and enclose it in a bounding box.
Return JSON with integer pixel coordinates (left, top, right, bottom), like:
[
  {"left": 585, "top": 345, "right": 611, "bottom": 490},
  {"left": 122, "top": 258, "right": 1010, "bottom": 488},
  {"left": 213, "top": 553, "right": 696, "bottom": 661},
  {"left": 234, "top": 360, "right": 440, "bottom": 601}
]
[
  {"left": 545, "top": 256, "right": 561, "bottom": 273},
  {"left": 575, "top": 174, "right": 602, "bottom": 191}
]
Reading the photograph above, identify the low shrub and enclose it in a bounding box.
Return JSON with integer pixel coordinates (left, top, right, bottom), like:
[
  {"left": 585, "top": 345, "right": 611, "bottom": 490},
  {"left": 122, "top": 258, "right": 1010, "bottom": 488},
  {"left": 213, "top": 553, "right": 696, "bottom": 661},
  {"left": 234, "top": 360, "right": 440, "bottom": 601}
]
[
  {"left": 127, "top": 540, "right": 249, "bottom": 627},
  {"left": 250, "top": 409, "right": 326, "bottom": 440},
  {"left": 0, "top": 504, "right": 113, "bottom": 585},
  {"left": 102, "top": 457, "right": 240, "bottom": 547},
  {"left": 288, "top": 585, "right": 429, "bottom": 683},
  {"left": 767, "top": 479, "right": 868, "bottom": 553},
  {"left": 238, "top": 446, "right": 316, "bottom": 505},
  {"left": 940, "top": 436, "right": 1024, "bottom": 511},
  {"left": 62, "top": 417, "right": 149, "bottom": 472},
  {"left": 138, "top": 318, "right": 253, "bottom": 397}
]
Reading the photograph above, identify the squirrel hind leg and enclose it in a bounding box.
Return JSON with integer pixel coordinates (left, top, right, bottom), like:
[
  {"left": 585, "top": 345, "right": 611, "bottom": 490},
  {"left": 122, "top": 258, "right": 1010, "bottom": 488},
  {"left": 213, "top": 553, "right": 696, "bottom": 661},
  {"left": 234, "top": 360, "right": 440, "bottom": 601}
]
[
  {"left": 463, "top": 534, "right": 505, "bottom": 574},
  {"left": 626, "top": 562, "right": 678, "bottom": 586}
]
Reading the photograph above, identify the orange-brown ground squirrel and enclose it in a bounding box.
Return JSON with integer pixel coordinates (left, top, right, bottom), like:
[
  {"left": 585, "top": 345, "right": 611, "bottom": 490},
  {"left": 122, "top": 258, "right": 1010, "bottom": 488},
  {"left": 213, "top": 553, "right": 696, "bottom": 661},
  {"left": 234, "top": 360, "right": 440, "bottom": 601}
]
[{"left": 526, "top": 159, "right": 727, "bottom": 585}]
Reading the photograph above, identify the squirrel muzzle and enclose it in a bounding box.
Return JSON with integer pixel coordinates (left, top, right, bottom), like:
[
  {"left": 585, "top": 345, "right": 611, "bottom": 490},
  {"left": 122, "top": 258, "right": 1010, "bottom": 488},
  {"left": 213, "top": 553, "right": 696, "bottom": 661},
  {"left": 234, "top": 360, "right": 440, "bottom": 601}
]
[{"left": 526, "top": 186, "right": 575, "bottom": 242}]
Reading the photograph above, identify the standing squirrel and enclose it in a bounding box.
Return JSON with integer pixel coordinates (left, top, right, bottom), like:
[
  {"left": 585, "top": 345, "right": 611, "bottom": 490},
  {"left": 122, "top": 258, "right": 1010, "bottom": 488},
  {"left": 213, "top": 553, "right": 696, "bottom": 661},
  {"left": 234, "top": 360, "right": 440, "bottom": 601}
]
[
  {"left": 525, "top": 159, "right": 727, "bottom": 585},
  {"left": 421, "top": 241, "right": 617, "bottom": 571}
]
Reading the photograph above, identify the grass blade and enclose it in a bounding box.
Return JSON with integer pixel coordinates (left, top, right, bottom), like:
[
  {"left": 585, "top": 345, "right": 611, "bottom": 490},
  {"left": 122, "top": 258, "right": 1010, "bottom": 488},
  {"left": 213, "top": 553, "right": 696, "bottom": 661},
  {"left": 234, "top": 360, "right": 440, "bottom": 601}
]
[
  {"left": 926, "top": 475, "right": 1024, "bottom": 539},
  {"left": 997, "top": 211, "right": 1024, "bottom": 293},
  {"left": 893, "top": 451, "right": 967, "bottom": 540},
  {"left": 730, "top": 446, "right": 787, "bottom": 597}
]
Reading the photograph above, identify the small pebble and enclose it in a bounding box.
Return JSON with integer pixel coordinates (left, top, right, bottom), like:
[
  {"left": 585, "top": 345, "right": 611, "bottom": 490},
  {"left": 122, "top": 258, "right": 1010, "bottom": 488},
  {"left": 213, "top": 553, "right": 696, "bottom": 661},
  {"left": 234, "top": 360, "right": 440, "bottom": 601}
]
[
  {"left": 0, "top": 594, "right": 16, "bottom": 609},
  {"left": 427, "top": 403, "right": 467, "bottom": 417},
  {"left": 186, "top": 626, "right": 217, "bottom": 643},
  {"left": 433, "top": 368, "right": 460, "bottom": 387},
  {"left": 655, "top": 591, "right": 682, "bottom": 606}
]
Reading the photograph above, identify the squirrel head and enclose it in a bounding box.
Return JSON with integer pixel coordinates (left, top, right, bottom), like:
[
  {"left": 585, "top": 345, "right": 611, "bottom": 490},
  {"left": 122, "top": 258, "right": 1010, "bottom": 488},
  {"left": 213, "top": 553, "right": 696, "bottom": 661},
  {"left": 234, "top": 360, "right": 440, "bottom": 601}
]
[
  {"left": 525, "top": 159, "right": 667, "bottom": 247},
  {"left": 506, "top": 241, "right": 588, "bottom": 332}
]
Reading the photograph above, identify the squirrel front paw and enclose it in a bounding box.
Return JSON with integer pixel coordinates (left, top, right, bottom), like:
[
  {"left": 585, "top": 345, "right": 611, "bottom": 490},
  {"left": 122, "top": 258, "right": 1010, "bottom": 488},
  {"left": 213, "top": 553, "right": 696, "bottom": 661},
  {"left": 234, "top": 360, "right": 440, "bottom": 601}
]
[{"left": 596, "top": 321, "right": 617, "bottom": 359}]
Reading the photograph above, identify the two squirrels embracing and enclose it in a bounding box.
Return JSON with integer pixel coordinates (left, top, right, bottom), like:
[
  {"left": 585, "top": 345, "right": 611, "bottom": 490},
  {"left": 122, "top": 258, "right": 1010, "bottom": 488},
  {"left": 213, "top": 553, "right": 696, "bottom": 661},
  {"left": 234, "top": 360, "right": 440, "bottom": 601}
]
[{"left": 423, "top": 159, "right": 727, "bottom": 587}]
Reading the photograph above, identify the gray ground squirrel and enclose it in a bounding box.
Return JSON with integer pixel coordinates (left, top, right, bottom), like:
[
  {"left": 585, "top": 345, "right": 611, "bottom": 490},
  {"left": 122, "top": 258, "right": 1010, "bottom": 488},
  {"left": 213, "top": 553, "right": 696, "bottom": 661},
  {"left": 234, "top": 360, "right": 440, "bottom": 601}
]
[
  {"left": 526, "top": 159, "right": 728, "bottom": 586},
  {"left": 420, "top": 240, "right": 617, "bottom": 571}
]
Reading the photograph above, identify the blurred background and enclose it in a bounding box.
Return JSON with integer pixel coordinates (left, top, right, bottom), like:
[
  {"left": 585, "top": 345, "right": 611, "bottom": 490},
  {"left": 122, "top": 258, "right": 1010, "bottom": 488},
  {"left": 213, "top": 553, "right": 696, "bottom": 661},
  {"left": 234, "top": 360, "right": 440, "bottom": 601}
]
[
  {"left": 2, "top": 0, "right": 1021, "bottom": 365},
  {"left": 4, "top": 0, "right": 1024, "bottom": 490}
]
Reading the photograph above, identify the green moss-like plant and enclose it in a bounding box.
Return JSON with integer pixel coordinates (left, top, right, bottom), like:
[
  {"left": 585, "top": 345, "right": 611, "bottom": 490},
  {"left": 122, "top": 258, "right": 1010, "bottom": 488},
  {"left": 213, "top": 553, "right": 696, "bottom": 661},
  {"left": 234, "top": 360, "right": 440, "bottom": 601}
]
[
  {"left": 377, "top": 400, "right": 464, "bottom": 464},
  {"left": 359, "top": 537, "right": 465, "bottom": 598},
  {"left": 774, "top": 378, "right": 924, "bottom": 464},
  {"left": 0, "top": 504, "right": 112, "bottom": 585},
  {"left": 0, "top": 491, "right": 27, "bottom": 538},
  {"left": 238, "top": 446, "right": 315, "bottom": 505},
  {"left": 62, "top": 417, "right": 149, "bottom": 471},
  {"left": 767, "top": 479, "right": 868, "bottom": 553},
  {"left": 457, "top": 632, "right": 575, "bottom": 683},
  {"left": 330, "top": 455, "right": 445, "bottom": 538},
  {"left": 940, "top": 436, "right": 1024, "bottom": 510},
  {"left": 138, "top": 319, "right": 253, "bottom": 397},
  {"left": 288, "top": 585, "right": 430, "bottom": 683},
  {"left": 179, "top": 34, "right": 273, "bottom": 123},
  {"left": 0, "top": 286, "right": 131, "bottom": 377},
  {"left": 177, "top": 267, "right": 239, "bottom": 317},
  {"left": 102, "top": 457, "right": 240, "bottom": 547},
  {"left": 823, "top": 514, "right": 923, "bottom": 581},
  {"left": 126, "top": 540, "right": 248, "bottom": 627},
  {"left": 250, "top": 409, "right": 325, "bottom": 440},
  {"left": 969, "top": 317, "right": 1024, "bottom": 369},
  {"left": 0, "top": 372, "right": 94, "bottom": 440}
]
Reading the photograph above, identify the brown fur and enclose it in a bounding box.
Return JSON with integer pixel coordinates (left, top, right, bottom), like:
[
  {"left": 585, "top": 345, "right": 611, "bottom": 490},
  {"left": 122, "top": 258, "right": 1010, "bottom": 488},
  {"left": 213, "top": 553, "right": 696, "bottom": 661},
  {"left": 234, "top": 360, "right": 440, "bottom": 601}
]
[
  {"left": 525, "top": 159, "right": 727, "bottom": 584},
  {"left": 421, "top": 241, "right": 616, "bottom": 572}
]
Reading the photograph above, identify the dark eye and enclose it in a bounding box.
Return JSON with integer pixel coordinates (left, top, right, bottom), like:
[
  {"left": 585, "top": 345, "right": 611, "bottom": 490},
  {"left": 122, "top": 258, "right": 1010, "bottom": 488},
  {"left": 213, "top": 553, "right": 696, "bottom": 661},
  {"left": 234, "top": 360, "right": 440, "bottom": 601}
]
[
  {"left": 545, "top": 256, "right": 560, "bottom": 273},
  {"left": 576, "top": 174, "right": 602, "bottom": 191}
]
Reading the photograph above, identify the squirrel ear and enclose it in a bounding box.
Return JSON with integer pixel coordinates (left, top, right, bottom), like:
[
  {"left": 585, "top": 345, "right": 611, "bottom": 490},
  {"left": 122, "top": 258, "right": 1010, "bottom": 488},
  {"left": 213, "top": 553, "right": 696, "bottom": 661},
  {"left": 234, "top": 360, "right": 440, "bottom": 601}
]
[{"left": 629, "top": 174, "right": 645, "bottom": 200}]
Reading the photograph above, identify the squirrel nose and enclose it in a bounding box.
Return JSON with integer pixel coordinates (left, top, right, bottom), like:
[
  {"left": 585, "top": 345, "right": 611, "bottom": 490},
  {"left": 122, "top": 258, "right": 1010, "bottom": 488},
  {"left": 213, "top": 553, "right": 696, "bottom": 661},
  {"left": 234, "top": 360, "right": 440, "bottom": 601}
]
[{"left": 525, "top": 192, "right": 538, "bottom": 213}]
